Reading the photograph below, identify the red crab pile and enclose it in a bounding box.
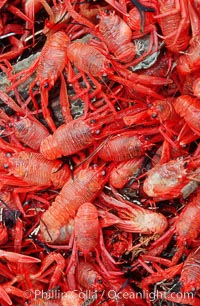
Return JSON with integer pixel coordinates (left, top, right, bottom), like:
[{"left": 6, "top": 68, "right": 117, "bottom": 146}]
[{"left": 0, "top": 0, "right": 200, "bottom": 305}]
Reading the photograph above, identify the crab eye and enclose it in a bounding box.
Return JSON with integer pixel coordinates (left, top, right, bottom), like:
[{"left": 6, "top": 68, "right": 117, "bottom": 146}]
[
  {"left": 95, "top": 129, "right": 101, "bottom": 135},
  {"left": 104, "top": 9, "right": 110, "bottom": 14},
  {"left": 151, "top": 113, "right": 157, "bottom": 118},
  {"left": 3, "top": 164, "right": 9, "bottom": 169},
  {"left": 44, "top": 82, "right": 49, "bottom": 88},
  {"left": 181, "top": 144, "right": 188, "bottom": 149},
  {"left": 183, "top": 162, "right": 188, "bottom": 168},
  {"left": 101, "top": 170, "right": 106, "bottom": 176},
  {"left": 90, "top": 119, "right": 96, "bottom": 124}
]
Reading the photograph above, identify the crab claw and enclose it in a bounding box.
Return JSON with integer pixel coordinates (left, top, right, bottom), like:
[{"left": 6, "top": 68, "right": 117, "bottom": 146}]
[
  {"left": 0, "top": 285, "right": 30, "bottom": 305},
  {"left": 0, "top": 286, "right": 12, "bottom": 305},
  {"left": 0, "top": 250, "right": 40, "bottom": 263},
  {"left": 31, "top": 253, "right": 65, "bottom": 290},
  {"left": 104, "top": 0, "right": 129, "bottom": 16}
]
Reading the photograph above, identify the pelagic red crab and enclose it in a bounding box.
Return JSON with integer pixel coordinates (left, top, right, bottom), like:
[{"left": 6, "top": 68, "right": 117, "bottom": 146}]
[{"left": 0, "top": 0, "right": 200, "bottom": 305}]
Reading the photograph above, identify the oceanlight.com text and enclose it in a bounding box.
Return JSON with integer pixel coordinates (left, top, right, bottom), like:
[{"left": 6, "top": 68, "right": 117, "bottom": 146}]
[{"left": 28, "top": 289, "right": 195, "bottom": 303}]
